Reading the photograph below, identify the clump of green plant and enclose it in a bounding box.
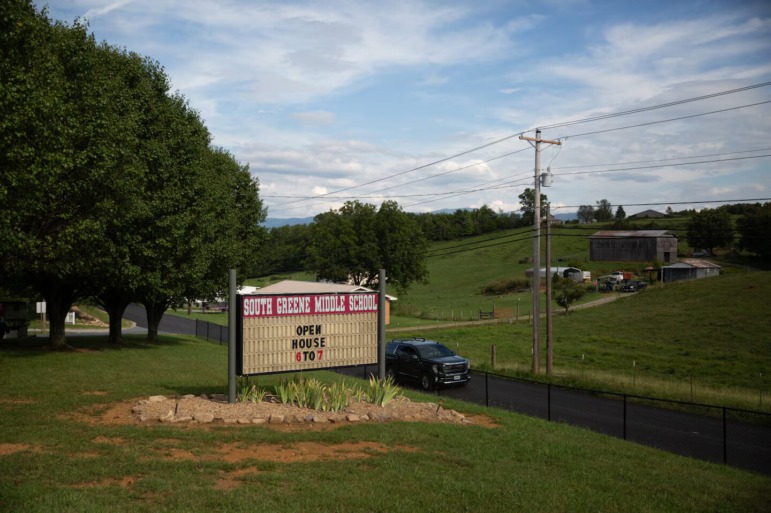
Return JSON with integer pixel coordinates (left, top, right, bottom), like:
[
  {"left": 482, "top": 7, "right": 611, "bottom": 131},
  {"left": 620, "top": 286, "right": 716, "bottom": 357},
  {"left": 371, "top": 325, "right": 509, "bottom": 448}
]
[
  {"left": 365, "top": 376, "right": 402, "bottom": 406},
  {"left": 291, "top": 378, "right": 325, "bottom": 409},
  {"left": 275, "top": 378, "right": 296, "bottom": 405},
  {"left": 325, "top": 381, "right": 353, "bottom": 412},
  {"left": 237, "top": 377, "right": 268, "bottom": 403},
  {"left": 270, "top": 377, "right": 401, "bottom": 412}
]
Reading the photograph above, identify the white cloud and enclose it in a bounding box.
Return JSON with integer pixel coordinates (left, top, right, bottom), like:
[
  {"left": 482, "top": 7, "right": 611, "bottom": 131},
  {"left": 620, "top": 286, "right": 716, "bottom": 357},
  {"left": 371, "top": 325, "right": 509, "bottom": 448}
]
[{"left": 291, "top": 111, "right": 336, "bottom": 125}]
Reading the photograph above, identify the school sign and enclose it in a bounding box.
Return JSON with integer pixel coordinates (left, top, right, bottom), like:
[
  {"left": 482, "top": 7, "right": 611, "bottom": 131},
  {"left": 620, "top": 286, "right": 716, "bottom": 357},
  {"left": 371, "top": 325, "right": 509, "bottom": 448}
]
[{"left": 236, "top": 293, "right": 379, "bottom": 375}]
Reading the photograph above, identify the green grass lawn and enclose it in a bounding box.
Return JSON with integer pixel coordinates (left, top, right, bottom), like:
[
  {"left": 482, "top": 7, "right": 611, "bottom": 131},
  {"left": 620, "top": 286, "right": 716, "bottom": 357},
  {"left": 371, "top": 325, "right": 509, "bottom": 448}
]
[{"left": 1, "top": 334, "right": 768, "bottom": 512}]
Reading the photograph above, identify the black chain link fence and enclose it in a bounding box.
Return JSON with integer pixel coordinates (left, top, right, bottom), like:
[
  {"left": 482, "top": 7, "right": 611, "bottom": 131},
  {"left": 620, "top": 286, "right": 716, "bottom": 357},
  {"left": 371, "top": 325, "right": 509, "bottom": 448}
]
[{"left": 195, "top": 319, "right": 228, "bottom": 345}]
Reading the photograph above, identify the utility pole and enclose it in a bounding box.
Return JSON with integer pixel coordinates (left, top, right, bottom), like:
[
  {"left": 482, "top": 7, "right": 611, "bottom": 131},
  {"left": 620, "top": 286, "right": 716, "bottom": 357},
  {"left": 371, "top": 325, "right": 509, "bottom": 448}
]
[
  {"left": 520, "top": 129, "right": 561, "bottom": 375},
  {"left": 545, "top": 202, "right": 553, "bottom": 377}
]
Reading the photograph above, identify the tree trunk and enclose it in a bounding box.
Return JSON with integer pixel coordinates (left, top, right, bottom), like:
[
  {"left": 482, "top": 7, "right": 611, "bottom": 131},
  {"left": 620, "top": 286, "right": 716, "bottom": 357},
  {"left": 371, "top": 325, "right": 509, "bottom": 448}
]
[
  {"left": 39, "top": 279, "right": 78, "bottom": 349},
  {"left": 97, "top": 288, "right": 133, "bottom": 344},
  {"left": 142, "top": 296, "right": 169, "bottom": 344}
]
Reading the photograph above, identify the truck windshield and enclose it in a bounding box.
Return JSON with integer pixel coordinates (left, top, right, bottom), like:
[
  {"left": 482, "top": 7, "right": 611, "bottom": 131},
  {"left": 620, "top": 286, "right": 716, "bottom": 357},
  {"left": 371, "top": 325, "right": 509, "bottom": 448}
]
[{"left": 416, "top": 344, "right": 453, "bottom": 358}]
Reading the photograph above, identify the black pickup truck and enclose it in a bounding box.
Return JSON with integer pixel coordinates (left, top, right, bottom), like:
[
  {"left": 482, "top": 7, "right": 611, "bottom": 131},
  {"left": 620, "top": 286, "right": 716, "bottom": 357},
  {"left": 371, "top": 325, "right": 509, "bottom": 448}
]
[{"left": 385, "top": 338, "right": 470, "bottom": 390}]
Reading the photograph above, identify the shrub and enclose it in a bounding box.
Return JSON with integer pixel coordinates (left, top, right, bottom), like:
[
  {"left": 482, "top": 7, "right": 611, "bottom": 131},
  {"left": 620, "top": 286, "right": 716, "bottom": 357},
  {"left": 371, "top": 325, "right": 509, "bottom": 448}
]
[{"left": 481, "top": 278, "right": 530, "bottom": 295}]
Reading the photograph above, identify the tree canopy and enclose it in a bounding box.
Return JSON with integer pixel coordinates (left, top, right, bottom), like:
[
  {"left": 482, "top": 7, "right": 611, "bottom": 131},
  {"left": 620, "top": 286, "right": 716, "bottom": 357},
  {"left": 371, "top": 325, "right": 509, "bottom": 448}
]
[
  {"left": 518, "top": 188, "right": 548, "bottom": 226},
  {"left": 685, "top": 209, "right": 735, "bottom": 255},
  {"left": 736, "top": 203, "right": 771, "bottom": 258},
  {"left": 577, "top": 205, "right": 595, "bottom": 224},
  {"left": 593, "top": 199, "right": 613, "bottom": 222},
  {"left": 308, "top": 201, "right": 428, "bottom": 294},
  {"left": 0, "top": 1, "right": 266, "bottom": 346}
]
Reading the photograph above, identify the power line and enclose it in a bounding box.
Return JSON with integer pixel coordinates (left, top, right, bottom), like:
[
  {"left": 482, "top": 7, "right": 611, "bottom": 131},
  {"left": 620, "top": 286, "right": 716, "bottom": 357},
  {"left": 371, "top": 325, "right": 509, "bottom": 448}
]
[
  {"left": 558, "top": 101, "right": 771, "bottom": 140},
  {"left": 268, "top": 132, "right": 529, "bottom": 211},
  {"left": 553, "top": 154, "right": 771, "bottom": 177},
  {"left": 262, "top": 147, "right": 771, "bottom": 201},
  {"left": 552, "top": 147, "right": 771, "bottom": 170},
  {"left": 266, "top": 82, "right": 771, "bottom": 215},
  {"left": 536, "top": 81, "right": 771, "bottom": 131}
]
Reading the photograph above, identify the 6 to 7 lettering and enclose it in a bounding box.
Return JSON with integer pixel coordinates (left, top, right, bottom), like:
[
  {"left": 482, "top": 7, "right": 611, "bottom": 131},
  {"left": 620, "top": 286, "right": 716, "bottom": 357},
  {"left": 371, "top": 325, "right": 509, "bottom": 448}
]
[{"left": 295, "top": 350, "right": 323, "bottom": 362}]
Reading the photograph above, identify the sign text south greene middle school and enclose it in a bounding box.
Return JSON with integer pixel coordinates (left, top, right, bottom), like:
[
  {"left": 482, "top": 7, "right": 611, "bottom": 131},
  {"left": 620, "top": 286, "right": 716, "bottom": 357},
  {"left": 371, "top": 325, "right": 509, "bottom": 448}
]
[{"left": 242, "top": 293, "right": 378, "bottom": 318}]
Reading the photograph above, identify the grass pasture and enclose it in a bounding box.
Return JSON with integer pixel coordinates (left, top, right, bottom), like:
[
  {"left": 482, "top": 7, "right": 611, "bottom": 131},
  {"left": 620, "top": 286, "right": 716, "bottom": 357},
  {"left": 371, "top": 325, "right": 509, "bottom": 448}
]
[{"left": 0, "top": 334, "right": 769, "bottom": 512}]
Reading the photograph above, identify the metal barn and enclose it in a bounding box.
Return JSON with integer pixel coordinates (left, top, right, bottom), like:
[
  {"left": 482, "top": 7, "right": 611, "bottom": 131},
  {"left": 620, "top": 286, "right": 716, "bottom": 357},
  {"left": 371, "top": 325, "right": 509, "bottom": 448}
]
[{"left": 589, "top": 230, "right": 678, "bottom": 262}]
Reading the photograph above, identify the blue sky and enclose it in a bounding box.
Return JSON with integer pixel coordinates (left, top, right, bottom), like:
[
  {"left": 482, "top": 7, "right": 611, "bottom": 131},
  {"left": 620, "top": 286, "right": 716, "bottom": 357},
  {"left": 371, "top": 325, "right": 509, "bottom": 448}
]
[{"left": 37, "top": 0, "right": 771, "bottom": 219}]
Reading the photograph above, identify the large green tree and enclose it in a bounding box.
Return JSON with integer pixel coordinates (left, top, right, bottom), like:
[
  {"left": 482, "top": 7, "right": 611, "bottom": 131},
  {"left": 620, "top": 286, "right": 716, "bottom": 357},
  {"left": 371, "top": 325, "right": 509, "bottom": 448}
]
[
  {"left": 552, "top": 276, "right": 586, "bottom": 314},
  {"left": 374, "top": 201, "right": 428, "bottom": 294},
  {"left": 686, "top": 209, "right": 735, "bottom": 255},
  {"left": 518, "top": 188, "right": 548, "bottom": 226},
  {"left": 308, "top": 201, "right": 428, "bottom": 293},
  {"left": 594, "top": 199, "right": 613, "bottom": 222},
  {"left": 1, "top": 1, "right": 266, "bottom": 345},
  {"left": 736, "top": 203, "right": 771, "bottom": 258},
  {"left": 0, "top": 3, "right": 149, "bottom": 347},
  {"left": 577, "top": 205, "right": 595, "bottom": 224}
]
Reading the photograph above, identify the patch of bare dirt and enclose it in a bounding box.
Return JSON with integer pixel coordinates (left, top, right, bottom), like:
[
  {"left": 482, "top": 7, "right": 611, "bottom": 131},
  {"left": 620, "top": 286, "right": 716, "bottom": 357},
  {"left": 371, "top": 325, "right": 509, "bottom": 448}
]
[
  {"left": 0, "top": 443, "right": 44, "bottom": 456},
  {"left": 0, "top": 398, "right": 36, "bottom": 405},
  {"left": 72, "top": 476, "right": 137, "bottom": 489}
]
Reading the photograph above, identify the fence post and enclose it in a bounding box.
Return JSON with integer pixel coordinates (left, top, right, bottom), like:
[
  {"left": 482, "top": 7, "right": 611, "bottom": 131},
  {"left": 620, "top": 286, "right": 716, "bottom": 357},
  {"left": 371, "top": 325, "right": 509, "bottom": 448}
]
[
  {"left": 623, "top": 395, "right": 627, "bottom": 440},
  {"left": 491, "top": 345, "right": 496, "bottom": 369},
  {"left": 485, "top": 372, "right": 489, "bottom": 407},
  {"left": 723, "top": 407, "right": 727, "bottom": 465},
  {"left": 547, "top": 383, "right": 551, "bottom": 421}
]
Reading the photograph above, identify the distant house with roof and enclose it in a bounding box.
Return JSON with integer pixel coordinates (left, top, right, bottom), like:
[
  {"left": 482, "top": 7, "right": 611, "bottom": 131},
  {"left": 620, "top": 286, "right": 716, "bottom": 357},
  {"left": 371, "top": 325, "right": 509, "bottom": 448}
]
[
  {"left": 629, "top": 209, "right": 666, "bottom": 219},
  {"left": 589, "top": 230, "right": 678, "bottom": 262},
  {"left": 660, "top": 259, "right": 721, "bottom": 283}
]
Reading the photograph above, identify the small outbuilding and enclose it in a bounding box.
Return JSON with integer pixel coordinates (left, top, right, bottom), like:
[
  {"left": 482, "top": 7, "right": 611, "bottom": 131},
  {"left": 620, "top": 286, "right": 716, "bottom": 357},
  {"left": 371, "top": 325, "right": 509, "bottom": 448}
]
[
  {"left": 525, "top": 266, "right": 583, "bottom": 282},
  {"left": 660, "top": 259, "right": 721, "bottom": 283}
]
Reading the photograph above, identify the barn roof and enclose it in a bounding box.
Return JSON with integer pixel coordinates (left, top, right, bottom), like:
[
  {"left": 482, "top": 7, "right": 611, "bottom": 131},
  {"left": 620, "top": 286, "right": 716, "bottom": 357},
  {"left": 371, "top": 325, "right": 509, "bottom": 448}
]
[
  {"left": 589, "top": 230, "right": 674, "bottom": 238},
  {"left": 629, "top": 209, "right": 665, "bottom": 219},
  {"left": 664, "top": 259, "right": 721, "bottom": 269}
]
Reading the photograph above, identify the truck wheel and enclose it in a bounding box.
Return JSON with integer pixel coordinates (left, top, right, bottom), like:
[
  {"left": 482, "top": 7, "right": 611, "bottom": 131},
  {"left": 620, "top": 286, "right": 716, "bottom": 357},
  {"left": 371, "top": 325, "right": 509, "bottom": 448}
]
[
  {"left": 385, "top": 367, "right": 396, "bottom": 381},
  {"left": 420, "top": 373, "right": 434, "bottom": 391}
]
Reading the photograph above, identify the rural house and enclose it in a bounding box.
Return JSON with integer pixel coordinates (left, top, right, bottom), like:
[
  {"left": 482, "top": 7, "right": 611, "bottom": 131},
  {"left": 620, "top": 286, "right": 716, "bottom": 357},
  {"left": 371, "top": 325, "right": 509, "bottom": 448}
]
[
  {"left": 629, "top": 209, "right": 666, "bottom": 219},
  {"left": 589, "top": 230, "right": 678, "bottom": 262}
]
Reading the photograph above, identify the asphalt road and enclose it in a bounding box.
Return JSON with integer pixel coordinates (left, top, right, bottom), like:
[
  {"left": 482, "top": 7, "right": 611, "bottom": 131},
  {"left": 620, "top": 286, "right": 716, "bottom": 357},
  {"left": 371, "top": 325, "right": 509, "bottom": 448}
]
[
  {"left": 123, "top": 304, "right": 197, "bottom": 336},
  {"left": 124, "top": 307, "right": 771, "bottom": 476}
]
